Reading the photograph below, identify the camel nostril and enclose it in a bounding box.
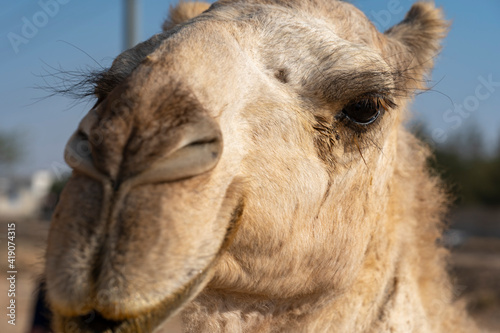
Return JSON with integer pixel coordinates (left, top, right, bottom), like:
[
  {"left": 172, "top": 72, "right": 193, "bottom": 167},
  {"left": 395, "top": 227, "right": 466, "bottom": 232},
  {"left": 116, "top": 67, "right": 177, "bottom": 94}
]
[
  {"left": 129, "top": 137, "right": 222, "bottom": 186},
  {"left": 186, "top": 137, "right": 218, "bottom": 147},
  {"left": 64, "top": 109, "right": 108, "bottom": 183},
  {"left": 121, "top": 119, "right": 223, "bottom": 187}
]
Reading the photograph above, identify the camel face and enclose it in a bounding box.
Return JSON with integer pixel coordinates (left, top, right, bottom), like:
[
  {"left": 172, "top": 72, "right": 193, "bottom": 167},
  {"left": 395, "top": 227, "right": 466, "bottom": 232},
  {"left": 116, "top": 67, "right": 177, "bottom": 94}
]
[{"left": 45, "top": 1, "right": 451, "bottom": 332}]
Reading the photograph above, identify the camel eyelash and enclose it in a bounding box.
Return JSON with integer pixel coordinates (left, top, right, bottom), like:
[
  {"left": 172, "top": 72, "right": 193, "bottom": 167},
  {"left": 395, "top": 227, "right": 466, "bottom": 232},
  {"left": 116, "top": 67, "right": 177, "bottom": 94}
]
[
  {"left": 39, "top": 65, "right": 114, "bottom": 102},
  {"left": 370, "top": 95, "right": 397, "bottom": 111}
]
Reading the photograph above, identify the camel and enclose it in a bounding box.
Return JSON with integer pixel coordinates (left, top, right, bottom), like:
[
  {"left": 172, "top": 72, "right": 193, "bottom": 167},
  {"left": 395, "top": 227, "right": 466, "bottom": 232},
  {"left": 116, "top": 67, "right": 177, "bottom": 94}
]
[{"left": 44, "top": 1, "right": 479, "bottom": 332}]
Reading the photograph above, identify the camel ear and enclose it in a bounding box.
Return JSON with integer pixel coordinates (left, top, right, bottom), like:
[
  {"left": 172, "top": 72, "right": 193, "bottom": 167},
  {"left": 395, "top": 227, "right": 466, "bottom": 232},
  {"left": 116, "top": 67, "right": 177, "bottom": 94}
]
[
  {"left": 384, "top": 2, "right": 449, "bottom": 90},
  {"left": 162, "top": 2, "right": 211, "bottom": 31}
]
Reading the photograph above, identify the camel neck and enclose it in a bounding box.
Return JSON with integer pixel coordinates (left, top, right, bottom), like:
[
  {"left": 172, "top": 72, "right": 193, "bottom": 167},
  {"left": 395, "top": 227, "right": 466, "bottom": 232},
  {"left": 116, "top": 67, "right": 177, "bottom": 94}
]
[{"left": 179, "top": 236, "right": 476, "bottom": 333}]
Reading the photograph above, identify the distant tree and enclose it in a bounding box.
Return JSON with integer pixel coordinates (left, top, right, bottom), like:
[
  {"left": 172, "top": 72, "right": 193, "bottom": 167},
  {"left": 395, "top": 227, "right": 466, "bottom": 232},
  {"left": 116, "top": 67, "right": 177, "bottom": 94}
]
[
  {"left": 459, "top": 123, "right": 484, "bottom": 160},
  {"left": 421, "top": 124, "right": 500, "bottom": 207},
  {"left": 0, "top": 131, "right": 24, "bottom": 169}
]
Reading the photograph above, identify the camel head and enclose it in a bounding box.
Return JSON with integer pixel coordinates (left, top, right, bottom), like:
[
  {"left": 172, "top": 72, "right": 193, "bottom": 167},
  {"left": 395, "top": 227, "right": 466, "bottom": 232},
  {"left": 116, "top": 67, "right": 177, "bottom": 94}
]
[{"left": 45, "top": 1, "right": 448, "bottom": 332}]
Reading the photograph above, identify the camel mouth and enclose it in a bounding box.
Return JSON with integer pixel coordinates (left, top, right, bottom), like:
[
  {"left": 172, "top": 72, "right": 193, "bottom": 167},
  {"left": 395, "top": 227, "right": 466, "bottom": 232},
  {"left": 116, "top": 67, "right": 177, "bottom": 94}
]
[
  {"left": 52, "top": 198, "right": 245, "bottom": 333},
  {"left": 70, "top": 311, "right": 125, "bottom": 333},
  {"left": 56, "top": 263, "right": 212, "bottom": 333},
  {"left": 60, "top": 313, "right": 144, "bottom": 333},
  {"left": 60, "top": 310, "right": 160, "bottom": 333}
]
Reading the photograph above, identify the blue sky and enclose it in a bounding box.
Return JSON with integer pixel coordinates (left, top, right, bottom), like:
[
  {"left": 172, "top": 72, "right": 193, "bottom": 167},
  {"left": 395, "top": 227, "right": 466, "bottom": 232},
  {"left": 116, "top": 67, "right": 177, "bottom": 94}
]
[{"left": 1, "top": 0, "right": 499, "bottom": 175}]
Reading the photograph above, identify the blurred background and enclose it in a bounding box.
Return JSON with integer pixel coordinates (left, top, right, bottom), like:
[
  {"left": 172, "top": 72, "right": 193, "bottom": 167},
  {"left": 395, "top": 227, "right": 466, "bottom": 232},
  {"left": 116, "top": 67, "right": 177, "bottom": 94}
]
[{"left": 0, "top": 0, "right": 499, "bottom": 332}]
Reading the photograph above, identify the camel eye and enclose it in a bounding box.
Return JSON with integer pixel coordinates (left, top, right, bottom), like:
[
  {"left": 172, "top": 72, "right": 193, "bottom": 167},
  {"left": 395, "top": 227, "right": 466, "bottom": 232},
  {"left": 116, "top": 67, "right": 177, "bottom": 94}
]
[{"left": 342, "top": 96, "right": 393, "bottom": 125}]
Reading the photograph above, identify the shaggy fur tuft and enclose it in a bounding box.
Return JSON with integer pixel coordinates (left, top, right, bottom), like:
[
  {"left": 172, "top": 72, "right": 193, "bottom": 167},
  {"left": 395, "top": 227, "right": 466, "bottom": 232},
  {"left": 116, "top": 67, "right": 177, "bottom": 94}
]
[{"left": 163, "top": 2, "right": 211, "bottom": 31}]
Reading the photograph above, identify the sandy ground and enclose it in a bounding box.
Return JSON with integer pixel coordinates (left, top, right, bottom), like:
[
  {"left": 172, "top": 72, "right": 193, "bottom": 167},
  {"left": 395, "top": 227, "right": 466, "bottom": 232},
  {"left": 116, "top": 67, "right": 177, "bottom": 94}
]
[{"left": 0, "top": 219, "right": 499, "bottom": 333}]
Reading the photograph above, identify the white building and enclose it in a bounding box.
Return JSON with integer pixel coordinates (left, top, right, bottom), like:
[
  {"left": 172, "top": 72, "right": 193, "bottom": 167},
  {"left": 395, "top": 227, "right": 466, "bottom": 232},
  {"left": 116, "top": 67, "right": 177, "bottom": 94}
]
[{"left": 0, "top": 170, "right": 54, "bottom": 219}]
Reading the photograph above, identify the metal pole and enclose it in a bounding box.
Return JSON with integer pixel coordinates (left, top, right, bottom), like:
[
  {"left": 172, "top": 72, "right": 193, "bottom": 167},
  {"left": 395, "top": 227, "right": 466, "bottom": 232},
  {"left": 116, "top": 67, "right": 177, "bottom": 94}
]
[{"left": 124, "top": 0, "right": 141, "bottom": 50}]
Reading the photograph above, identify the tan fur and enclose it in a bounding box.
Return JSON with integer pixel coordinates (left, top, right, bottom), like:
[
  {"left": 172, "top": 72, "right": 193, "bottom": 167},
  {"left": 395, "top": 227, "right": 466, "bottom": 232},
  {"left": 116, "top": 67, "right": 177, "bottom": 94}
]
[{"left": 45, "top": 1, "right": 478, "bottom": 332}]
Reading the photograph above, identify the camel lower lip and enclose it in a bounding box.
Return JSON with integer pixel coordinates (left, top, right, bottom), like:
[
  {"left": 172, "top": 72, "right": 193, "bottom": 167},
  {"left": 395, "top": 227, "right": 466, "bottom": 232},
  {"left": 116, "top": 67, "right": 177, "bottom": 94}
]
[
  {"left": 66, "top": 312, "right": 128, "bottom": 333},
  {"left": 57, "top": 306, "right": 166, "bottom": 333},
  {"left": 56, "top": 271, "right": 205, "bottom": 333},
  {"left": 55, "top": 262, "right": 213, "bottom": 333},
  {"left": 58, "top": 311, "right": 165, "bottom": 333},
  {"left": 58, "top": 313, "right": 153, "bottom": 333}
]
